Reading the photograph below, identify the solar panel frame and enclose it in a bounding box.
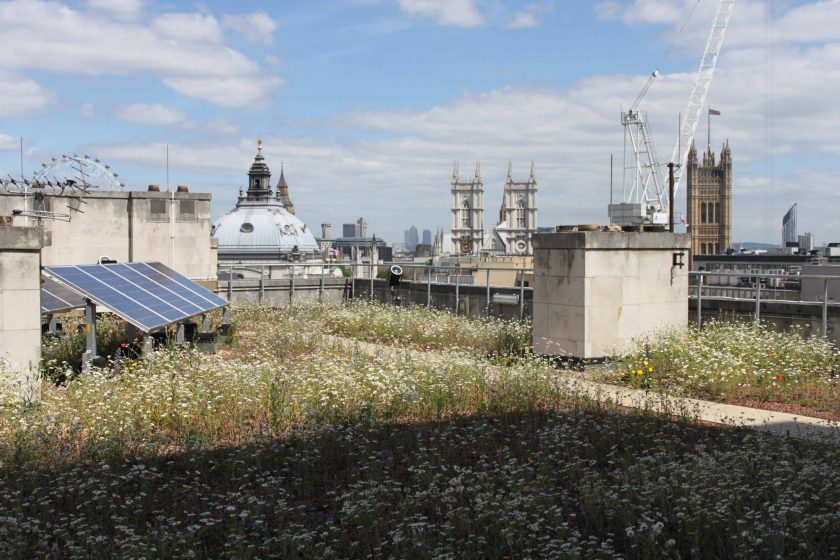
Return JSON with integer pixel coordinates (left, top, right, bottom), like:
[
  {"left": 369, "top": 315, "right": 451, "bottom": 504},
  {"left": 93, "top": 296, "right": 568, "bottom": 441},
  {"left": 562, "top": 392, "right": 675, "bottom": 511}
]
[
  {"left": 41, "top": 275, "right": 85, "bottom": 314},
  {"left": 43, "top": 262, "right": 228, "bottom": 333}
]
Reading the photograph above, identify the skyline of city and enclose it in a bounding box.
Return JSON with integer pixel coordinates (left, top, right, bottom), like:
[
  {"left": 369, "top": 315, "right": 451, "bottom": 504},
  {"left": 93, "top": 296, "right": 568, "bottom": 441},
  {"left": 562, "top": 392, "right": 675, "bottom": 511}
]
[{"left": 1, "top": 0, "right": 838, "bottom": 244}]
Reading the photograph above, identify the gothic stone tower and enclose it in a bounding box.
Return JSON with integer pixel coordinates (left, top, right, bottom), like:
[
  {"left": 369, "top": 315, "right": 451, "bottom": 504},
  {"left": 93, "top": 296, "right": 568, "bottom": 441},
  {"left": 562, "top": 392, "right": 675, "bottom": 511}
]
[
  {"left": 450, "top": 162, "right": 484, "bottom": 254},
  {"left": 275, "top": 164, "right": 296, "bottom": 215},
  {"left": 686, "top": 141, "right": 732, "bottom": 256},
  {"left": 496, "top": 162, "right": 538, "bottom": 255}
]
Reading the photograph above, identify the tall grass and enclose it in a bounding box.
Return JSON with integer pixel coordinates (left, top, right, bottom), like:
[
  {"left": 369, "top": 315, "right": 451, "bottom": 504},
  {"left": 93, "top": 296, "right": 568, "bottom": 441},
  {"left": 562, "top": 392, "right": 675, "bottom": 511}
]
[
  {"left": 313, "top": 300, "right": 532, "bottom": 356},
  {"left": 1, "top": 305, "right": 838, "bottom": 558}
]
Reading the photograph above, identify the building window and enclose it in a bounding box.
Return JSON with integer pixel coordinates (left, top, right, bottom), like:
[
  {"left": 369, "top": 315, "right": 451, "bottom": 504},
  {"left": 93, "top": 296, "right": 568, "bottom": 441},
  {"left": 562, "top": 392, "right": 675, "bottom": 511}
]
[
  {"left": 148, "top": 197, "right": 169, "bottom": 222},
  {"left": 461, "top": 199, "right": 470, "bottom": 229},
  {"left": 177, "top": 199, "right": 197, "bottom": 222},
  {"left": 715, "top": 243, "right": 720, "bottom": 254},
  {"left": 715, "top": 203, "right": 721, "bottom": 224},
  {"left": 516, "top": 200, "right": 526, "bottom": 228},
  {"left": 240, "top": 222, "right": 254, "bottom": 233},
  {"left": 701, "top": 203, "right": 707, "bottom": 224}
]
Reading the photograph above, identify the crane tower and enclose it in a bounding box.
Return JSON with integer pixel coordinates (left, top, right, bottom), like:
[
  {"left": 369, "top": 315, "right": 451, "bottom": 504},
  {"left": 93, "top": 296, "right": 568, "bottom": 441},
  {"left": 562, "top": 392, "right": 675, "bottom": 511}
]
[{"left": 608, "top": 0, "right": 735, "bottom": 227}]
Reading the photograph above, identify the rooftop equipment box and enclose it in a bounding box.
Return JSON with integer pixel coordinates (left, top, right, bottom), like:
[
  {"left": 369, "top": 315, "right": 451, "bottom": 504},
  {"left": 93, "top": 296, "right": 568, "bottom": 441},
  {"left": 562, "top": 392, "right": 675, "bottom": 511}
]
[{"left": 532, "top": 231, "right": 690, "bottom": 359}]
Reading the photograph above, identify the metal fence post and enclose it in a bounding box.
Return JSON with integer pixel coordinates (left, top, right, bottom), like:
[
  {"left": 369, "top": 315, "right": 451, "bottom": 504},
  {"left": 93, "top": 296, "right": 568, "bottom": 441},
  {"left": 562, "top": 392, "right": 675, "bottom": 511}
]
[
  {"left": 290, "top": 265, "right": 295, "bottom": 303},
  {"left": 486, "top": 269, "right": 491, "bottom": 313},
  {"left": 427, "top": 265, "right": 431, "bottom": 307},
  {"left": 370, "top": 261, "right": 374, "bottom": 300},
  {"left": 454, "top": 271, "right": 460, "bottom": 315},
  {"left": 519, "top": 269, "right": 525, "bottom": 321},
  {"left": 319, "top": 266, "right": 325, "bottom": 303},
  {"left": 754, "top": 280, "right": 761, "bottom": 323},
  {"left": 350, "top": 263, "right": 355, "bottom": 300},
  {"left": 227, "top": 265, "right": 233, "bottom": 301},
  {"left": 259, "top": 264, "right": 265, "bottom": 304},
  {"left": 696, "top": 273, "right": 702, "bottom": 329},
  {"left": 822, "top": 278, "right": 829, "bottom": 337}
]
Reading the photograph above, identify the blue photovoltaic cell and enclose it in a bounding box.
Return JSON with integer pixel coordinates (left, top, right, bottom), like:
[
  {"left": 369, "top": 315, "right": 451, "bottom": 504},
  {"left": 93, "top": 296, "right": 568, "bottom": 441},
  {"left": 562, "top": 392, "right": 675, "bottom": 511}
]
[
  {"left": 44, "top": 262, "right": 228, "bottom": 332},
  {"left": 41, "top": 275, "right": 85, "bottom": 314}
]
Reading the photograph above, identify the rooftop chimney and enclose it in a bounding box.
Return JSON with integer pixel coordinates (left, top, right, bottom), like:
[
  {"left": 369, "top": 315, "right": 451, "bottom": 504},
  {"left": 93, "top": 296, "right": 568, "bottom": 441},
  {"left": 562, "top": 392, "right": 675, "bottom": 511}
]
[{"left": 148, "top": 184, "right": 160, "bottom": 192}]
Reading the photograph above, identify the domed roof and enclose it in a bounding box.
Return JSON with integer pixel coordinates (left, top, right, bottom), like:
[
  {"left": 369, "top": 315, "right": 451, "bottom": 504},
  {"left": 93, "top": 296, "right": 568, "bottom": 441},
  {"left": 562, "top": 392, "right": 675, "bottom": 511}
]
[
  {"left": 213, "top": 141, "right": 320, "bottom": 259},
  {"left": 213, "top": 201, "right": 319, "bottom": 257}
]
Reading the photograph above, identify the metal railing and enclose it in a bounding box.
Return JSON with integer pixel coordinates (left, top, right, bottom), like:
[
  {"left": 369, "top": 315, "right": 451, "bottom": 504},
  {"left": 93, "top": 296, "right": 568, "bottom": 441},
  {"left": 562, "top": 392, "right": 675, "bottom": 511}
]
[
  {"left": 690, "top": 270, "right": 839, "bottom": 336},
  {"left": 218, "top": 262, "right": 534, "bottom": 320},
  {"left": 217, "top": 264, "right": 839, "bottom": 335}
]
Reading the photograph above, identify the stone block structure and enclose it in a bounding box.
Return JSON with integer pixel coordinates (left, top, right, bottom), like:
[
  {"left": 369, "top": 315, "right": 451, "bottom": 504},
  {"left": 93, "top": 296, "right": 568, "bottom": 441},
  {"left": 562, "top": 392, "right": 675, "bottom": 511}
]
[
  {"left": 0, "top": 226, "right": 49, "bottom": 404},
  {"left": 533, "top": 231, "right": 690, "bottom": 359}
]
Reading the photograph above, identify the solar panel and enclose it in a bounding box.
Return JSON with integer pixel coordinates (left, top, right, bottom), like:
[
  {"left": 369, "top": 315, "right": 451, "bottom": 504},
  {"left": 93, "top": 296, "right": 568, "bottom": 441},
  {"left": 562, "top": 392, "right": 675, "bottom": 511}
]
[
  {"left": 43, "top": 262, "right": 228, "bottom": 332},
  {"left": 41, "top": 275, "right": 85, "bottom": 314}
]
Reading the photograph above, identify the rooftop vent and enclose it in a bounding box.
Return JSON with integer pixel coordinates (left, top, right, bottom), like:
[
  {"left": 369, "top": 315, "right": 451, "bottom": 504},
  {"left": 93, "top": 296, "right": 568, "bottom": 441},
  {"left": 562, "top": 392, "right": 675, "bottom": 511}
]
[{"left": 148, "top": 184, "right": 160, "bottom": 192}]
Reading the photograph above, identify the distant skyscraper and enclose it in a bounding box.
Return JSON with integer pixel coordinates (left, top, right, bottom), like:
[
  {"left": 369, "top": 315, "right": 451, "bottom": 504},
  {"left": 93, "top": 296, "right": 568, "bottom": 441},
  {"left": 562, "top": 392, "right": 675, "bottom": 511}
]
[
  {"left": 404, "top": 225, "right": 419, "bottom": 251},
  {"left": 799, "top": 232, "right": 814, "bottom": 253},
  {"left": 422, "top": 229, "right": 432, "bottom": 245},
  {"left": 342, "top": 223, "right": 356, "bottom": 238},
  {"left": 356, "top": 217, "right": 367, "bottom": 238},
  {"left": 783, "top": 204, "right": 798, "bottom": 247},
  {"left": 686, "top": 141, "right": 732, "bottom": 256}
]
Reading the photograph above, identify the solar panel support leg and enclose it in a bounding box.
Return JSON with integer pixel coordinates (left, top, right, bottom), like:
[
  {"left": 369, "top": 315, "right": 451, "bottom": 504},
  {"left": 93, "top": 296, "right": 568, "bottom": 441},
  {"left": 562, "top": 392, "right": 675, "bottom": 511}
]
[
  {"left": 176, "top": 324, "right": 185, "bottom": 345},
  {"left": 126, "top": 323, "right": 139, "bottom": 345},
  {"left": 47, "top": 314, "right": 58, "bottom": 333},
  {"left": 82, "top": 300, "right": 97, "bottom": 367},
  {"left": 202, "top": 314, "right": 210, "bottom": 331},
  {"left": 141, "top": 335, "right": 154, "bottom": 356}
]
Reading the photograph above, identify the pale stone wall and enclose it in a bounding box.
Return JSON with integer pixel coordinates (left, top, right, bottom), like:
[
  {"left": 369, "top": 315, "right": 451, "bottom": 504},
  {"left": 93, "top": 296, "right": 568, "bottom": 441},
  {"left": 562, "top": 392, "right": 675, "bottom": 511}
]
[
  {"left": 0, "top": 191, "right": 216, "bottom": 280},
  {"left": 0, "top": 226, "right": 48, "bottom": 404},
  {"left": 533, "top": 231, "right": 690, "bottom": 359}
]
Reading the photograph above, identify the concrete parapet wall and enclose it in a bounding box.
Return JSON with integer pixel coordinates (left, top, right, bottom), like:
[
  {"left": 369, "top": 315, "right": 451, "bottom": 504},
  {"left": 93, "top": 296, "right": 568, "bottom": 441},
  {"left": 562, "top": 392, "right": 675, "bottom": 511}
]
[
  {"left": 533, "top": 231, "right": 691, "bottom": 359},
  {"left": 0, "top": 226, "right": 48, "bottom": 404},
  {"left": 218, "top": 277, "right": 349, "bottom": 307}
]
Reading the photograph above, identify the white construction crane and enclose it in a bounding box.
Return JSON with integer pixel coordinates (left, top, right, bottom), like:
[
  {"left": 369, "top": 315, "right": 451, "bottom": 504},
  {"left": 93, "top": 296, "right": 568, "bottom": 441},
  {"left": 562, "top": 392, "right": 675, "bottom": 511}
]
[{"left": 609, "top": 0, "right": 735, "bottom": 227}]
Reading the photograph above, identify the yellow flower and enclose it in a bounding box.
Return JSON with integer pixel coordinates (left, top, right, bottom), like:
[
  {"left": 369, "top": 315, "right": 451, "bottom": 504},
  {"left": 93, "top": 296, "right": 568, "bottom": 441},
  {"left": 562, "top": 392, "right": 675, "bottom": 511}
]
[{"left": 648, "top": 367, "right": 653, "bottom": 373}]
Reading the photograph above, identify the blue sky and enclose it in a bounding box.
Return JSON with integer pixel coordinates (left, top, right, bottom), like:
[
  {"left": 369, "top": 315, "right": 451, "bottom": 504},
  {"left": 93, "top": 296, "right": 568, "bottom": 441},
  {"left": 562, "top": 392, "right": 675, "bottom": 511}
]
[{"left": 1, "top": 0, "right": 838, "bottom": 245}]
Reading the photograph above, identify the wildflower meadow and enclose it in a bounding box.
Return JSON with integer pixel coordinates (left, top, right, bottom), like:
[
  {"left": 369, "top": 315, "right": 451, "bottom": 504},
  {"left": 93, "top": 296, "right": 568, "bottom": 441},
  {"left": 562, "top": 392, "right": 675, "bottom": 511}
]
[
  {"left": 611, "top": 320, "right": 840, "bottom": 417},
  {"left": 0, "top": 302, "right": 838, "bottom": 558}
]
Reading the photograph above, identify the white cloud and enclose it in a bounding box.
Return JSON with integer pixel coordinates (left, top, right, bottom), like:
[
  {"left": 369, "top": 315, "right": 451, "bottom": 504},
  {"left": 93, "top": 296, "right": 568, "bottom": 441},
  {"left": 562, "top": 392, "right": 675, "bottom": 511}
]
[
  {"left": 151, "top": 13, "right": 224, "bottom": 43},
  {"left": 163, "top": 75, "right": 283, "bottom": 108},
  {"left": 595, "top": 0, "right": 684, "bottom": 25},
  {"left": 81, "top": 102, "right": 95, "bottom": 119},
  {"left": 506, "top": 11, "right": 539, "bottom": 30},
  {"left": 115, "top": 103, "right": 188, "bottom": 127},
  {"left": 223, "top": 11, "right": 278, "bottom": 47},
  {"left": 0, "top": 1, "right": 280, "bottom": 109},
  {"left": 69, "top": 0, "right": 840, "bottom": 244},
  {"left": 0, "top": 72, "right": 53, "bottom": 117},
  {"left": 398, "top": 0, "right": 486, "bottom": 27},
  {"left": 0, "top": 133, "right": 20, "bottom": 151},
  {"left": 86, "top": 0, "right": 144, "bottom": 21},
  {"left": 595, "top": 1, "right": 622, "bottom": 20}
]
